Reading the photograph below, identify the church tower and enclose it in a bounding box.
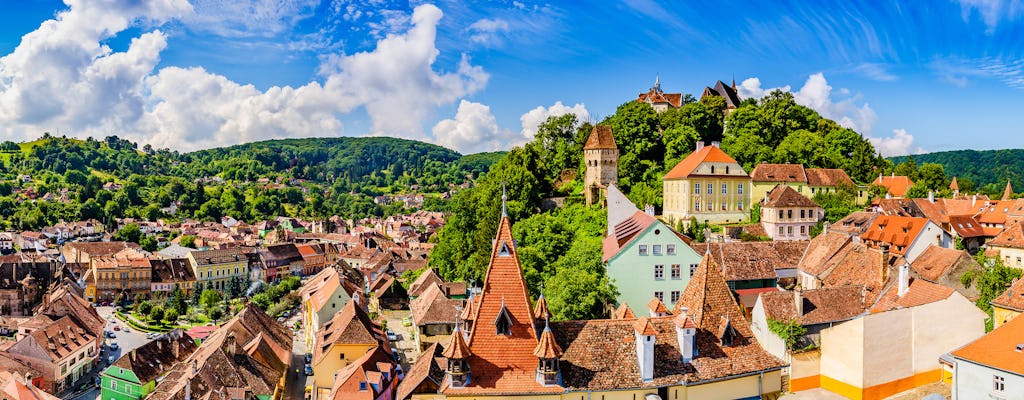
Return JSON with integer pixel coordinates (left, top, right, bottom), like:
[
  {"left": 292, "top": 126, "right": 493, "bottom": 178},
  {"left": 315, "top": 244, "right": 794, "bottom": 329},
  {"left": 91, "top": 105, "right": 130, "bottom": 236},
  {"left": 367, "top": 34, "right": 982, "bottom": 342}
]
[{"left": 583, "top": 125, "right": 619, "bottom": 206}]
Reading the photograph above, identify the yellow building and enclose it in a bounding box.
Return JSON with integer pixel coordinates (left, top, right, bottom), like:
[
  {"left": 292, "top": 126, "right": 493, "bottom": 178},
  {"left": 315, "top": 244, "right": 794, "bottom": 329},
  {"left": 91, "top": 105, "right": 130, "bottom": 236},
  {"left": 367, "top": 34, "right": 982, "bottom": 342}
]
[
  {"left": 663, "top": 141, "right": 751, "bottom": 227},
  {"left": 397, "top": 201, "right": 787, "bottom": 399},
  {"left": 991, "top": 277, "right": 1024, "bottom": 329},
  {"left": 88, "top": 256, "right": 152, "bottom": 302},
  {"left": 310, "top": 300, "right": 385, "bottom": 400},
  {"left": 750, "top": 163, "right": 868, "bottom": 206},
  {"left": 187, "top": 248, "right": 248, "bottom": 292}
]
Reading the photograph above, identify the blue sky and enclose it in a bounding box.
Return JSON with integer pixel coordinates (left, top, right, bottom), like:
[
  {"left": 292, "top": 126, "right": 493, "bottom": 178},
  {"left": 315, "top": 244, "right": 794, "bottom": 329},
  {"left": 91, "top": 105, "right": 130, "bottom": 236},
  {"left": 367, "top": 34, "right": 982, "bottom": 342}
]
[{"left": 0, "top": 0, "right": 1022, "bottom": 155}]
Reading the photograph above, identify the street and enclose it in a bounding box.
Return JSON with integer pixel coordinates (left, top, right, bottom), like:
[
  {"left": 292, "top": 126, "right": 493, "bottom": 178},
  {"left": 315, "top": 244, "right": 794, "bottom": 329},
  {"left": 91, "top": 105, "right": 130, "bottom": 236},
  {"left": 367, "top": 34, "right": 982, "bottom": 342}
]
[
  {"left": 283, "top": 312, "right": 307, "bottom": 400},
  {"left": 65, "top": 307, "right": 154, "bottom": 400}
]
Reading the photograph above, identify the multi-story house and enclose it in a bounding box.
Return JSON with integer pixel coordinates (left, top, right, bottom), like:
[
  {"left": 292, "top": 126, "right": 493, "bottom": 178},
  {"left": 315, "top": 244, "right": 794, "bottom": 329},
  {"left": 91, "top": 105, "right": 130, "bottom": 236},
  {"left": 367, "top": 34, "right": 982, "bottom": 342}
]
[
  {"left": 602, "top": 186, "right": 701, "bottom": 313},
  {"left": 310, "top": 301, "right": 389, "bottom": 400},
  {"left": 872, "top": 173, "right": 914, "bottom": 198},
  {"left": 749, "top": 163, "right": 866, "bottom": 205},
  {"left": 760, "top": 184, "right": 824, "bottom": 241},
  {"left": 987, "top": 221, "right": 1024, "bottom": 269},
  {"left": 860, "top": 215, "right": 953, "bottom": 263},
  {"left": 299, "top": 267, "right": 359, "bottom": 348},
  {"left": 187, "top": 248, "right": 248, "bottom": 292},
  {"left": 99, "top": 329, "right": 197, "bottom": 400},
  {"left": 149, "top": 258, "right": 197, "bottom": 296},
  {"left": 87, "top": 256, "right": 152, "bottom": 303},
  {"left": 6, "top": 314, "right": 98, "bottom": 393},
  {"left": 700, "top": 79, "right": 742, "bottom": 114},
  {"left": 662, "top": 141, "right": 751, "bottom": 227},
  {"left": 951, "top": 314, "right": 1024, "bottom": 400},
  {"left": 297, "top": 243, "right": 326, "bottom": 276},
  {"left": 259, "top": 243, "right": 303, "bottom": 281},
  {"left": 636, "top": 76, "right": 682, "bottom": 112},
  {"left": 991, "top": 277, "right": 1024, "bottom": 329}
]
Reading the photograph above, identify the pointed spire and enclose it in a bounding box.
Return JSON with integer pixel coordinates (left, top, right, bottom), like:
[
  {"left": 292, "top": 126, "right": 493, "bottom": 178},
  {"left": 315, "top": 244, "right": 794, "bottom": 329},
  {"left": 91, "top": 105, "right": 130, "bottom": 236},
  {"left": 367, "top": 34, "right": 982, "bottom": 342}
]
[
  {"left": 533, "top": 284, "right": 551, "bottom": 321},
  {"left": 1004, "top": 179, "right": 1013, "bottom": 201},
  {"left": 950, "top": 176, "right": 959, "bottom": 191},
  {"left": 533, "top": 317, "right": 563, "bottom": 358},
  {"left": 654, "top": 73, "right": 661, "bottom": 92},
  {"left": 443, "top": 321, "right": 472, "bottom": 359},
  {"left": 501, "top": 181, "right": 508, "bottom": 218}
]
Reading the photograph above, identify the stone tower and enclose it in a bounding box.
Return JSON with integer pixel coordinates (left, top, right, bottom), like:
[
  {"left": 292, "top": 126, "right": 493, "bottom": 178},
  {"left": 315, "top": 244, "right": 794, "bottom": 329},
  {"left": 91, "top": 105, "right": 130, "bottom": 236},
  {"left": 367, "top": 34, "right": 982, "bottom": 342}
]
[{"left": 583, "top": 125, "right": 619, "bottom": 206}]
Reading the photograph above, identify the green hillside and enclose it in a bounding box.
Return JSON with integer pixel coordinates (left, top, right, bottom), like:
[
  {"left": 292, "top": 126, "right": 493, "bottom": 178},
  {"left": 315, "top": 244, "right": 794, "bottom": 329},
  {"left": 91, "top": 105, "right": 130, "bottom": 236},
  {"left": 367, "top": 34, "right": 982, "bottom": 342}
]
[{"left": 889, "top": 149, "right": 1024, "bottom": 195}]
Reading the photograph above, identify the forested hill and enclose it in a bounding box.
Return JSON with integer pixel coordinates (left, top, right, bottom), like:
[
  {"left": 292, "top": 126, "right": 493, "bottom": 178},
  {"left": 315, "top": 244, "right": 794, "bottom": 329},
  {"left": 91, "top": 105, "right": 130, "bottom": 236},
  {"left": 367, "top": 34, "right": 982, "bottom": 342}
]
[
  {"left": 889, "top": 149, "right": 1024, "bottom": 195},
  {"left": 178, "top": 136, "right": 497, "bottom": 189}
]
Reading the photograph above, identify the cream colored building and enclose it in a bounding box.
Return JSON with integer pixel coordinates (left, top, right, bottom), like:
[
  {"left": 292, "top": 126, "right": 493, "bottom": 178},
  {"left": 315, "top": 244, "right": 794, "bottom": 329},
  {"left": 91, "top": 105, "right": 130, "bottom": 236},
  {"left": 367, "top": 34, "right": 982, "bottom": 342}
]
[
  {"left": 583, "top": 125, "right": 619, "bottom": 206},
  {"left": 663, "top": 142, "right": 751, "bottom": 227}
]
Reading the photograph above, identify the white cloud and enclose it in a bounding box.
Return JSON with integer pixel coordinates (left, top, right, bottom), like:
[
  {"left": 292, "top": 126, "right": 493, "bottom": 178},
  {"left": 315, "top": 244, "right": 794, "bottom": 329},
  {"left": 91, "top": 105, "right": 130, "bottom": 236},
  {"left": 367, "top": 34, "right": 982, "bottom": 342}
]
[
  {"left": 956, "top": 0, "right": 1024, "bottom": 33},
  {"left": 432, "top": 100, "right": 521, "bottom": 153},
  {"left": 739, "top": 74, "right": 878, "bottom": 134},
  {"left": 851, "top": 63, "right": 897, "bottom": 81},
  {"left": 467, "top": 18, "right": 510, "bottom": 45},
  {"left": 868, "top": 128, "right": 924, "bottom": 157},
  {"left": 183, "top": 0, "right": 321, "bottom": 38},
  {"left": 518, "top": 101, "right": 590, "bottom": 139},
  {"left": 0, "top": 1, "right": 488, "bottom": 151}
]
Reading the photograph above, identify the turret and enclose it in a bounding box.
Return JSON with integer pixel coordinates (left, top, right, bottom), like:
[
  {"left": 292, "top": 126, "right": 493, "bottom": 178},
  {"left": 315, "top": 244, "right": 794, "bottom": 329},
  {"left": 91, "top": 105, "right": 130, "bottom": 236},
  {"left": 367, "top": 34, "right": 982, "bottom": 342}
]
[
  {"left": 533, "top": 318, "right": 562, "bottom": 386},
  {"left": 443, "top": 322, "right": 472, "bottom": 388}
]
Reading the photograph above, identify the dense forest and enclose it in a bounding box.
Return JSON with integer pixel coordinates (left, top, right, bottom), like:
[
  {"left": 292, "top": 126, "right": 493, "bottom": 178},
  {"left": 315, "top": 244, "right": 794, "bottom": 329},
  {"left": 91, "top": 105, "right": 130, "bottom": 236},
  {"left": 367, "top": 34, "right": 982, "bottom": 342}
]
[
  {"left": 890, "top": 149, "right": 1024, "bottom": 198},
  {"left": 428, "top": 90, "right": 893, "bottom": 321},
  {"left": 0, "top": 135, "right": 498, "bottom": 230}
]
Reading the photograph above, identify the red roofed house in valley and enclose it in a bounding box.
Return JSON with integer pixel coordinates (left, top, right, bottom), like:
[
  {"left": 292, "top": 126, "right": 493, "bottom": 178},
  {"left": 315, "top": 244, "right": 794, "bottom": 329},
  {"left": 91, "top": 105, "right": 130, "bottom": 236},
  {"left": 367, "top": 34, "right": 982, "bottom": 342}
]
[
  {"left": 860, "top": 215, "right": 953, "bottom": 263},
  {"left": 950, "top": 311, "right": 1024, "bottom": 399},
  {"left": 582, "top": 124, "right": 619, "bottom": 206},
  {"left": 872, "top": 173, "right": 914, "bottom": 198},
  {"left": 415, "top": 197, "right": 787, "bottom": 399},
  {"left": 637, "top": 75, "right": 682, "bottom": 112},
  {"left": 663, "top": 141, "right": 751, "bottom": 228}
]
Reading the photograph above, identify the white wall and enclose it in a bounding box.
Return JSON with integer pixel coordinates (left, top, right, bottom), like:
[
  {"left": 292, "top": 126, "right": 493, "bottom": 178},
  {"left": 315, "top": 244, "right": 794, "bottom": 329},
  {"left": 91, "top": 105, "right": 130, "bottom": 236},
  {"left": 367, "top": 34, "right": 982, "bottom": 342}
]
[
  {"left": 911, "top": 293, "right": 986, "bottom": 374},
  {"left": 750, "top": 296, "right": 788, "bottom": 361},
  {"left": 954, "top": 360, "right": 1024, "bottom": 400},
  {"left": 820, "top": 316, "right": 865, "bottom": 387},
  {"left": 906, "top": 222, "right": 952, "bottom": 263}
]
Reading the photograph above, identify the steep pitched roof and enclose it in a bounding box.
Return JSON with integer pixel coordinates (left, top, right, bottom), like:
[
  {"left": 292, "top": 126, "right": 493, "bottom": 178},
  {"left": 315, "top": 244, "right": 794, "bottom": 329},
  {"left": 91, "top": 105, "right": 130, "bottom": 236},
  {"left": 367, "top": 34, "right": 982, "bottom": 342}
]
[
  {"left": 613, "top": 303, "right": 636, "bottom": 319},
  {"left": 410, "top": 283, "right": 464, "bottom": 326},
  {"left": 647, "top": 298, "right": 669, "bottom": 315},
  {"left": 0, "top": 371, "right": 59, "bottom": 400},
  {"left": 805, "top": 168, "right": 856, "bottom": 187},
  {"left": 860, "top": 215, "right": 931, "bottom": 253},
  {"left": 872, "top": 175, "right": 914, "bottom": 197},
  {"left": 950, "top": 177, "right": 959, "bottom": 191},
  {"left": 952, "top": 311, "right": 1024, "bottom": 376},
  {"left": 663, "top": 144, "right": 743, "bottom": 180},
  {"left": 110, "top": 330, "right": 197, "bottom": 384},
  {"left": 703, "top": 80, "right": 742, "bottom": 108},
  {"left": 583, "top": 125, "right": 617, "bottom": 150},
  {"left": 831, "top": 212, "right": 881, "bottom": 236},
  {"left": 396, "top": 343, "right": 446, "bottom": 400},
  {"left": 533, "top": 322, "right": 562, "bottom": 358},
  {"left": 1004, "top": 180, "right": 1014, "bottom": 200},
  {"left": 819, "top": 243, "right": 891, "bottom": 304},
  {"left": 762, "top": 185, "right": 820, "bottom": 208},
  {"left": 949, "top": 215, "right": 987, "bottom": 238},
  {"left": 674, "top": 253, "right": 746, "bottom": 331},
  {"left": 989, "top": 221, "right": 1024, "bottom": 249},
  {"left": 759, "top": 286, "right": 865, "bottom": 326},
  {"left": 314, "top": 300, "right": 382, "bottom": 366},
  {"left": 602, "top": 210, "right": 657, "bottom": 262},
  {"left": 451, "top": 215, "right": 561, "bottom": 395},
  {"left": 870, "top": 277, "right": 954, "bottom": 313},
  {"left": 691, "top": 241, "right": 807, "bottom": 281},
  {"left": 991, "top": 278, "right": 1024, "bottom": 312},
  {"left": 910, "top": 245, "right": 970, "bottom": 282},
  {"left": 749, "top": 164, "right": 808, "bottom": 183},
  {"left": 408, "top": 268, "right": 444, "bottom": 297}
]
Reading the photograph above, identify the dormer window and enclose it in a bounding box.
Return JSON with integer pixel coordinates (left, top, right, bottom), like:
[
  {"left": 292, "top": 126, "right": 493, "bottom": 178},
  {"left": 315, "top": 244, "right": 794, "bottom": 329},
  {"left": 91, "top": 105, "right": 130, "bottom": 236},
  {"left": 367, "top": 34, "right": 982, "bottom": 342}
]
[
  {"left": 719, "top": 317, "right": 739, "bottom": 347},
  {"left": 498, "top": 241, "right": 511, "bottom": 257},
  {"left": 495, "top": 303, "right": 512, "bottom": 335}
]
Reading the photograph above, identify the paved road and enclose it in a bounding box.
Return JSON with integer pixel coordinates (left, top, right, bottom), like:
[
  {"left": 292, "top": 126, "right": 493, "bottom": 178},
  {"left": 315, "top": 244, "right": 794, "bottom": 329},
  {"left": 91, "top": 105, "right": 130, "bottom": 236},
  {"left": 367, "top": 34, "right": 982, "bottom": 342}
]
[
  {"left": 64, "top": 307, "right": 153, "bottom": 400},
  {"left": 283, "top": 313, "right": 307, "bottom": 400}
]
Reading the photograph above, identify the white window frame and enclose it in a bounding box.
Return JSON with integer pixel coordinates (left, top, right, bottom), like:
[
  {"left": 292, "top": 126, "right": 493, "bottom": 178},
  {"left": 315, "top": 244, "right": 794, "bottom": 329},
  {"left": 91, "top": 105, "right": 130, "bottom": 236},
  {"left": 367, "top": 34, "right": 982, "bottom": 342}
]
[
  {"left": 638, "top": 245, "right": 648, "bottom": 256},
  {"left": 654, "top": 264, "right": 665, "bottom": 280}
]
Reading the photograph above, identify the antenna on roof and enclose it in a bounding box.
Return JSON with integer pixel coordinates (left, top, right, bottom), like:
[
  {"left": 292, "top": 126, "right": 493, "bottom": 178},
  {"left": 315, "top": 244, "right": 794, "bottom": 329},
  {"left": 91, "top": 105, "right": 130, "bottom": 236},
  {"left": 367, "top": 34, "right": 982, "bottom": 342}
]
[{"left": 501, "top": 181, "right": 508, "bottom": 218}]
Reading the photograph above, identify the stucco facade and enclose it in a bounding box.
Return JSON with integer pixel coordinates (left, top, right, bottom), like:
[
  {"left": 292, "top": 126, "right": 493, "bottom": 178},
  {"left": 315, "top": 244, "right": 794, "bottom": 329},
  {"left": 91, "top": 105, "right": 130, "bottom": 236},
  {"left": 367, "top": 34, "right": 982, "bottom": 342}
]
[
  {"left": 606, "top": 221, "right": 702, "bottom": 313},
  {"left": 663, "top": 143, "right": 751, "bottom": 228},
  {"left": 953, "top": 359, "right": 1024, "bottom": 400}
]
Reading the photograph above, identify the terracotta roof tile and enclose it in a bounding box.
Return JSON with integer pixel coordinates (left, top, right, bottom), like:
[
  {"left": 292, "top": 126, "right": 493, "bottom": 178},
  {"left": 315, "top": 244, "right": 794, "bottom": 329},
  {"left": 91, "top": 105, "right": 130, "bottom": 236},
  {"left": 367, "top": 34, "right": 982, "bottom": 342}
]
[
  {"left": 991, "top": 278, "right": 1024, "bottom": 312},
  {"left": 859, "top": 216, "right": 930, "bottom": 254},
  {"left": 691, "top": 241, "right": 807, "bottom": 281},
  {"left": 647, "top": 298, "right": 669, "bottom": 314},
  {"left": 989, "top": 221, "right": 1024, "bottom": 249},
  {"left": 613, "top": 303, "right": 636, "bottom": 319},
  {"left": 910, "top": 245, "right": 970, "bottom": 282},
  {"left": 806, "top": 168, "right": 856, "bottom": 187},
  {"left": 396, "top": 343, "right": 445, "bottom": 400},
  {"left": 314, "top": 301, "right": 382, "bottom": 366},
  {"left": 831, "top": 212, "right": 880, "bottom": 236},
  {"left": 533, "top": 323, "right": 563, "bottom": 358},
  {"left": 442, "top": 327, "right": 471, "bottom": 359},
  {"left": 410, "top": 283, "right": 464, "bottom": 326},
  {"left": 583, "top": 125, "right": 617, "bottom": 150},
  {"left": 759, "top": 287, "right": 865, "bottom": 325},
  {"left": 870, "top": 277, "right": 954, "bottom": 313},
  {"left": 949, "top": 215, "right": 987, "bottom": 238},
  {"left": 663, "top": 145, "right": 744, "bottom": 180},
  {"left": 797, "top": 231, "right": 855, "bottom": 277},
  {"left": 408, "top": 268, "right": 444, "bottom": 297},
  {"left": 533, "top": 294, "right": 551, "bottom": 321},
  {"left": 602, "top": 211, "right": 657, "bottom": 262},
  {"left": 762, "top": 185, "right": 820, "bottom": 208},
  {"left": 749, "top": 164, "right": 808, "bottom": 183},
  {"left": 873, "top": 175, "right": 914, "bottom": 197},
  {"left": 952, "top": 311, "right": 1024, "bottom": 375},
  {"left": 633, "top": 317, "right": 659, "bottom": 335}
]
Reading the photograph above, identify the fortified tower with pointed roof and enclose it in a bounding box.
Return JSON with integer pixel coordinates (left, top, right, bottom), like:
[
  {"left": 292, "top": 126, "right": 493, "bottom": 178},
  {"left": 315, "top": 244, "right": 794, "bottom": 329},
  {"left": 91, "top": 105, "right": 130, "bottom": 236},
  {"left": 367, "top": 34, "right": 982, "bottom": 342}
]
[{"left": 583, "top": 125, "right": 619, "bottom": 206}]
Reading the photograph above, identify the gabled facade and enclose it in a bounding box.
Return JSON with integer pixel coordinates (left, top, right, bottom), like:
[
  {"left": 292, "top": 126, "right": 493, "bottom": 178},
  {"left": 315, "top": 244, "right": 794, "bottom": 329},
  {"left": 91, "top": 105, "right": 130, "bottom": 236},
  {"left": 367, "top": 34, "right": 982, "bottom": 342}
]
[
  {"left": 872, "top": 174, "right": 914, "bottom": 198},
  {"left": 311, "top": 300, "right": 388, "bottom": 399},
  {"left": 700, "top": 80, "right": 742, "bottom": 114},
  {"left": 663, "top": 141, "right": 751, "bottom": 227},
  {"left": 636, "top": 76, "right": 682, "bottom": 112},
  {"left": 603, "top": 187, "right": 701, "bottom": 312},
  {"left": 860, "top": 215, "right": 952, "bottom": 263},
  {"left": 100, "top": 330, "right": 197, "bottom": 400},
  {"left": 991, "top": 277, "right": 1024, "bottom": 329},
  {"left": 760, "top": 184, "right": 823, "bottom": 241},
  {"left": 300, "top": 266, "right": 358, "bottom": 349}
]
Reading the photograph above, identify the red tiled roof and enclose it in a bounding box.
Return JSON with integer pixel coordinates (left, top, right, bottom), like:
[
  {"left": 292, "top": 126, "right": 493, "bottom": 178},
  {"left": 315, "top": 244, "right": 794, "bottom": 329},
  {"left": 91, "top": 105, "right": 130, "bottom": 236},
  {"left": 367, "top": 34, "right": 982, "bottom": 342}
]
[
  {"left": 533, "top": 294, "right": 551, "bottom": 321},
  {"left": 638, "top": 89, "right": 682, "bottom": 108},
  {"left": 989, "top": 221, "right": 1024, "bottom": 249},
  {"left": 950, "top": 177, "right": 959, "bottom": 191},
  {"left": 583, "top": 125, "right": 617, "bottom": 150},
  {"left": 952, "top": 311, "right": 1024, "bottom": 376},
  {"left": 872, "top": 175, "right": 914, "bottom": 197},
  {"left": 663, "top": 145, "right": 743, "bottom": 180},
  {"left": 442, "top": 328, "right": 471, "bottom": 359},
  {"left": 991, "top": 278, "right": 1024, "bottom": 312},
  {"left": 763, "top": 185, "right": 820, "bottom": 208},
  {"left": 806, "top": 168, "right": 856, "bottom": 187},
  {"left": 949, "top": 215, "right": 987, "bottom": 238},
  {"left": 870, "top": 277, "right": 954, "bottom": 313},
  {"left": 910, "top": 245, "right": 970, "bottom": 282},
  {"left": 860, "top": 215, "right": 930, "bottom": 253},
  {"left": 602, "top": 210, "right": 657, "bottom": 262},
  {"left": 408, "top": 268, "right": 444, "bottom": 297},
  {"left": 613, "top": 303, "right": 636, "bottom": 319},
  {"left": 831, "top": 212, "right": 880, "bottom": 236},
  {"left": 819, "top": 243, "right": 892, "bottom": 304},
  {"left": 759, "top": 286, "right": 865, "bottom": 325},
  {"left": 691, "top": 241, "right": 807, "bottom": 281},
  {"left": 632, "top": 317, "right": 659, "bottom": 335},
  {"left": 647, "top": 298, "right": 669, "bottom": 314},
  {"left": 749, "top": 164, "right": 808, "bottom": 183},
  {"left": 396, "top": 343, "right": 446, "bottom": 400},
  {"left": 532, "top": 324, "right": 563, "bottom": 358}
]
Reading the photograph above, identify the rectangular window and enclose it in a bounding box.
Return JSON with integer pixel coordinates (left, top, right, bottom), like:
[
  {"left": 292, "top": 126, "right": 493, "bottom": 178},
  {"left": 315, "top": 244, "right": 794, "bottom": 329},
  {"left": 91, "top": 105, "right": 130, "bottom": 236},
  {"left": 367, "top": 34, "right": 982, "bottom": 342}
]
[
  {"left": 738, "top": 201, "right": 744, "bottom": 211},
  {"left": 722, "top": 184, "right": 728, "bottom": 194},
  {"left": 671, "top": 264, "right": 681, "bottom": 279},
  {"left": 787, "top": 210, "right": 793, "bottom": 219},
  {"left": 110, "top": 381, "right": 117, "bottom": 390},
  {"left": 695, "top": 201, "right": 701, "bottom": 211},
  {"left": 800, "top": 209, "right": 806, "bottom": 219},
  {"left": 779, "top": 227, "right": 785, "bottom": 235},
  {"left": 707, "top": 183, "right": 713, "bottom": 194},
  {"left": 639, "top": 245, "right": 648, "bottom": 256},
  {"left": 778, "top": 210, "right": 784, "bottom": 219},
  {"left": 653, "top": 245, "right": 662, "bottom": 256},
  {"left": 800, "top": 226, "right": 806, "bottom": 234},
  {"left": 666, "top": 244, "right": 676, "bottom": 255},
  {"left": 654, "top": 291, "right": 664, "bottom": 302},
  {"left": 670, "top": 291, "right": 680, "bottom": 304},
  {"left": 738, "top": 184, "right": 744, "bottom": 194},
  {"left": 694, "top": 183, "right": 700, "bottom": 194},
  {"left": 721, "top": 202, "right": 727, "bottom": 211},
  {"left": 654, "top": 264, "right": 664, "bottom": 280},
  {"left": 690, "top": 264, "right": 698, "bottom": 277},
  {"left": 788, "top": 226, "right": 794, "bottom": 235},
  {"left": 993, "top": 375, "right": 1005, "bottom": 392}
]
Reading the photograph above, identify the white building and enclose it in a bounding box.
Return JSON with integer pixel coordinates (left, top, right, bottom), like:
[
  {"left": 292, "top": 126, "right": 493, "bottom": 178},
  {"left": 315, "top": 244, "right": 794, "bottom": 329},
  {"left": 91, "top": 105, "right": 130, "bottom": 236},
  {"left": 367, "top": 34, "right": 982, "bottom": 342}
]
[{"left": 951, "top": 313, "right": 1024, "bottom": 400}]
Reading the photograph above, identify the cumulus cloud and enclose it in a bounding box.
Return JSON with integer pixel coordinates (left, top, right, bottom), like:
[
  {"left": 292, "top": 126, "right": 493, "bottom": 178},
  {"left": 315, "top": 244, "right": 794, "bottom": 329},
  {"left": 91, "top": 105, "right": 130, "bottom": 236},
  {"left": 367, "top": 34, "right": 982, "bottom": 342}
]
[
  {"left": 868, "top": 128, "right": 924, "bottom": 157},
  {"left": 0, "top": 1, "right": 488, "bottom": 151},
  {"left": 518, "top": 101, "right": 590, "bottom": 139},
  {"left": 432, "top": 100, "right": 521, "bottom": 154},
  {"left": 738, "top": 74, "right": 877, "bottom": 134}
]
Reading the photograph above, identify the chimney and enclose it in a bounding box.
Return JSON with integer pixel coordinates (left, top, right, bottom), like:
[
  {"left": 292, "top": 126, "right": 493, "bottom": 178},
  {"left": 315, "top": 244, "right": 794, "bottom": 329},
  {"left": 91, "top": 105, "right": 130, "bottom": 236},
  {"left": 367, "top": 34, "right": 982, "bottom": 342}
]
[
  {"left": 794, "top": 290, "right": 803, "bottom": 316},
  {"left": 822, "top": 221, "right": 830, "bottom": 234},
  {"left": 633, "top": 318, "right": 656, "bottom": 382},
  {"left": 891, "top": 172, "right": 895, "bottom": 178},
  {"left": 928, "top": 191, "right": 934, "bottom": 203},
  {"left": 644, "top": 204, "right": 655, "bottom": 216},
  {"left": 674, "top": 308, "right": 696, "bottom": 364},
  {"left": 695, "top": 141, "right": 705, "bottom": 151},
  {"left": 224, "top": 331, "right": 237, "bottom": 356},
  {"left": 880, "top": 244, "right": 890, "bottom": 282},
  {"left": 898, "top": 263, "right": 910, "bottom": 297},
  {"left": 972, "top": 194, "right": 977, "bottom": 207},
  {"left": 711, "top": 141, "right": 720, "bottom": 148}
]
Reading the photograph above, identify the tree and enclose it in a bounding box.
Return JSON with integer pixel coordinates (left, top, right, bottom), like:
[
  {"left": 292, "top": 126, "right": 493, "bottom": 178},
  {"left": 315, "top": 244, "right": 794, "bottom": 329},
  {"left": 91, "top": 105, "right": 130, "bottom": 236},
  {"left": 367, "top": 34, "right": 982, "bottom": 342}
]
[
  {"left": 140, "top": 235, "right": 158, "bottom": 252},
  {"left": 961, "top": 253, "right": 1022, "bottom": 331},
  {"left": 916, "top": 163, "right": 946, "bottom": 191},
  {"left": 904, "top": 183, "right": 930, "bottom": 199},
  {"left": 604, "top": 101, "right": 663, "bottom": 191},
  {"left": 150, "top": 306, "right": 165, "bottom": 323},
  {"left": 179, "top": 235, "right": 197, "bottom": 248},
  {"left": 545, "top": 268, "right": 616, "bottom": 321},
  {"left": 137, "top": 300, "right": 153, "bottom": 315},
  {"left": 164, "top": 308, "right": 179, "bottom": 324},
  {"left": 169, "top": 284, "right": 187, "bottom": 314},
  {"left": 767, "top": 318, "right": 808, "bottom": 351},
  {"left": 116, "top": 223, "right": 142, "bottom": 244},
  {"left": 200, "top": 289, "right": 222, "bottom": 310}
]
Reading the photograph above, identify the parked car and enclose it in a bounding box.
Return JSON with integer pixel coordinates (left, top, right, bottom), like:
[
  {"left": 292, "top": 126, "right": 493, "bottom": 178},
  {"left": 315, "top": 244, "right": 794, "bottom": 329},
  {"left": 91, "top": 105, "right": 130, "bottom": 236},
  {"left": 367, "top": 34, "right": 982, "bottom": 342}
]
[
  {"left": 304, "top": 353, "right": 312, "bottom": 364},
  {"left": 386, "top": 330, "right": 398, "bottom": 342},
  {"left": 105, "top": 331, "right": 115, "bottom": 338},
  {"left": 113, "top": 325, "right": 120, "bottom": 331},
  {"left": 390, "top": 347, "right": 400, "bottom": 361},
  {"left": 109, "top": 342, "right": 119, "bottom": 350},
  {"left": 303, "top": 364, "right": 313, "bottom": 376},
  {"left": 108, "top": 355, "right": 115, "bottom": 363},
  {"left": 401, "top": 317, "right": 411, "bottom": 327}
]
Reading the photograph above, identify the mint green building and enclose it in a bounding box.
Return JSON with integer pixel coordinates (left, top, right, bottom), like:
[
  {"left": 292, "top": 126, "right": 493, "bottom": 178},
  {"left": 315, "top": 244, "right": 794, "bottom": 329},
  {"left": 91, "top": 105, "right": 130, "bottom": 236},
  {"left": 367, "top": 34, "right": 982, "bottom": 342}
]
[
  {"left": 100, "top": 330, "right": 197, "bottom": 400},
  {"left": 602, "top": 210, "right": 703, "bottom": 314}
]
